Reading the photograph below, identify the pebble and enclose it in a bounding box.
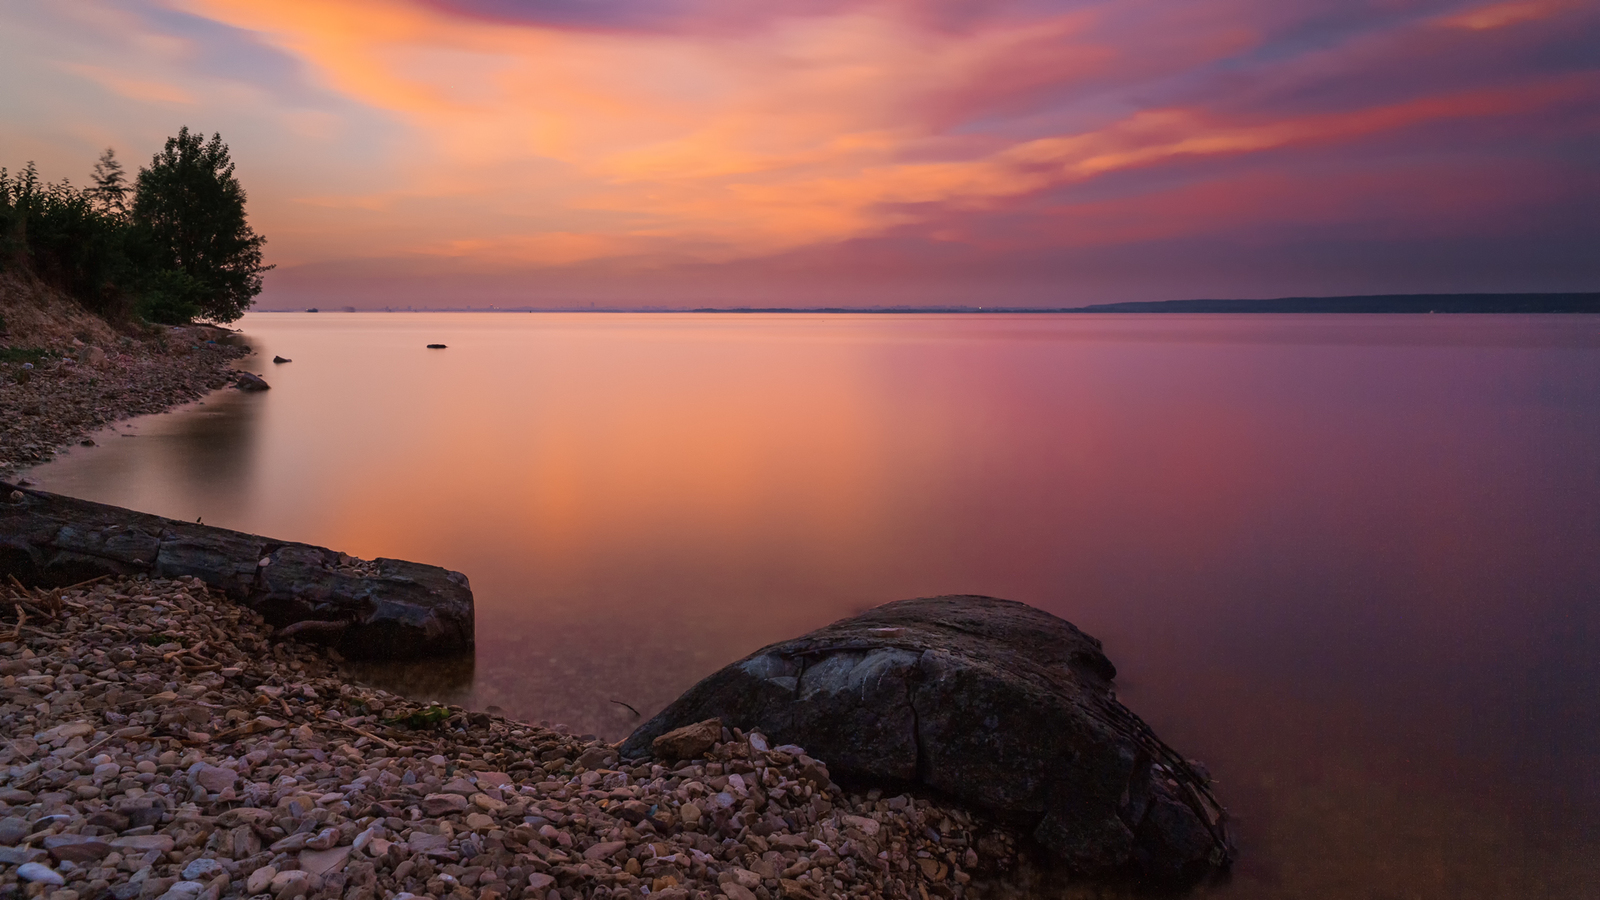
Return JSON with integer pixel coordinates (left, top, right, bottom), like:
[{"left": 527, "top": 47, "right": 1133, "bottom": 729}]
[
  {"left": 244, "top": 866, "right": 277, "bottom": 894},
  {"left": 16, "top": 862, "right": 65, "bottom": 885},
  {"left": 155, "top": 880, "right": 205, "bottom": 900},
  {"left": 192, "top": 765, "right": 236, "bottom": 793},
  {"left": 180, "top": 858, "right": 223, "bottom": 881}
]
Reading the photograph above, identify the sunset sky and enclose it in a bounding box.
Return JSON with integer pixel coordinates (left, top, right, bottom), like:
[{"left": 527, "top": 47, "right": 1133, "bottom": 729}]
[{"left": 2, "top": 0, "right": 1596, "bottom": 308}]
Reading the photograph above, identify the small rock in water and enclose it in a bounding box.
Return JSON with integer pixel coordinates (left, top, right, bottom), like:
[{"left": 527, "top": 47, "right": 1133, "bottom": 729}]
[
  {"left": 426, "top": 343, "right": 447, "bottom": 348},
  {"left": 234, "top": 371, "right": 270, "bottom": 391},
  {"left": 272, "top": 355, "right": 292, "bottom": 363}
]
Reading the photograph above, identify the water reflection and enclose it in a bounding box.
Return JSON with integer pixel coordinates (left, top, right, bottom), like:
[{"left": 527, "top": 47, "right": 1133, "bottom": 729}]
[
  {"left": 26, "top": 312, "right": 1600, "bottom": 900},
  {"left": 37, "top": 384, "right": 264, "bottom": 520}
]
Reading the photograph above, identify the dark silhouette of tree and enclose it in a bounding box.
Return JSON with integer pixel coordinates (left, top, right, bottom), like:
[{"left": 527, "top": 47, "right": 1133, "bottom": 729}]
[
  {"left": 90, "top": 148, "right": 129, "bottom": 217},
  {"left": 131, "top": 127, "right": 271, "bottom": 323},
  {"left": 1, "top": 162, "right": 131, "bottom": 313}
]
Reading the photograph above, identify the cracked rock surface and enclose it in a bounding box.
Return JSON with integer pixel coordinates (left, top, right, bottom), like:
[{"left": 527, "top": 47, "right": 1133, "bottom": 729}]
[
  {"left": 0, "top": 486, "right": 473, "bottom": 660},
  {"left": 620, "top": 596, "right": 1235, "bottom": 882}
]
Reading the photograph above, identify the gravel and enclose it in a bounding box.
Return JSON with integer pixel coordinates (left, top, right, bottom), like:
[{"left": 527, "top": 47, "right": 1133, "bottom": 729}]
[{"left": 0, "top": 574, "right": 1024, "bottom": 900}]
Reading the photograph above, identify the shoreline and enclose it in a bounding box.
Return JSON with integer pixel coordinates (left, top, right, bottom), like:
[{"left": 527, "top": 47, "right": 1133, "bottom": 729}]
[
  {"left": 0, "top": 326, "right": 252, "bottom": 483},
  {"left": 0, "top": 573, "right": 1023, "bottom": 900}
]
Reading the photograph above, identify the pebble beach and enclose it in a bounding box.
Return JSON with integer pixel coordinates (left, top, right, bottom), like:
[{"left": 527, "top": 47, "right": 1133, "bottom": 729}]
[{"left": 0, "top": 573, "right": 1025, "bottom": 900}]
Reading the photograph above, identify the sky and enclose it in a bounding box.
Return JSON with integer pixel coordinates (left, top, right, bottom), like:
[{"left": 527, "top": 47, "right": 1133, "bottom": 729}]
[{"left": 1, "top": 0, "right": 1596, "bottom": 308}]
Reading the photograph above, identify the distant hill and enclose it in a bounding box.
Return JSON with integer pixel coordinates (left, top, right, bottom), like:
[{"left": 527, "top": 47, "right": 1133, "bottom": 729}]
[
  {"left": 263, "top": 293, "right": 1600, "bottom": 315},
  {"left": 1065, "top": 293, "right": 1600, "bottom": 313}
]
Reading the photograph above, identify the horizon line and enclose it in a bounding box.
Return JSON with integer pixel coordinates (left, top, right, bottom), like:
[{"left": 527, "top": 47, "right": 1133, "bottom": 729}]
[{"left": 250, "top": 292, "right": 1600, "bottom": 315}]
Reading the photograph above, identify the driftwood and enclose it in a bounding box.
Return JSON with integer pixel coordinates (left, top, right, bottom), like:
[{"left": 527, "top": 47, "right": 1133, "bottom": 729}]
[{"left": 0, "top": 482, "right": 473, "bottom": 659}]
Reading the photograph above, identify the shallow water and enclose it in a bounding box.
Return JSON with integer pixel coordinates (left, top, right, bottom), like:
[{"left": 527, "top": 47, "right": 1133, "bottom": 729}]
[{"left": 29, "top": 312, "right": 1600, "bottom": 898}]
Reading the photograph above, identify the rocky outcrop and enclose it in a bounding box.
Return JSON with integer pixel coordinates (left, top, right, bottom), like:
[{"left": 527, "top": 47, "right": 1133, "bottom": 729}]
[
  {"left": 0, "top": 483, "right": 473, "bottom": 659},
  {"left": 620, "top": 595, "right": 1233, "bottom": 882}
]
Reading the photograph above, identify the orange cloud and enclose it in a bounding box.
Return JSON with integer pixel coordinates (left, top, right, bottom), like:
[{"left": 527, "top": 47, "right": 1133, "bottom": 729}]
[
  {"left": 415, "top": 232, "right": 630, "bottom": 266},
  {"left": 60, "top": 62, "right": 195, "bottom": 105},
  {"left": 170, "top": 0, "right": 1130, "bottom": 259},
  {"left": 1435, "top": 0, "right": 1581, "bottom": 31},
  {"left": 644, "top": 75, "right": 1594, "bottom": 251}
]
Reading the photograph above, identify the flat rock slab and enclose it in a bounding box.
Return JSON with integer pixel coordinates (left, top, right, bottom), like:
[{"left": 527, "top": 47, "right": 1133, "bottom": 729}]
[
  {"left": 621, "top": 595, "right": 1234, "bottom": 881},
  {"left": 0, "top": 482, "right": 473, "bottom": 659}
]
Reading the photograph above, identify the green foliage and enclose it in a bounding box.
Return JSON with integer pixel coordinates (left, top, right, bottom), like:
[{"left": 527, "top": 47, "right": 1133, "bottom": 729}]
[
  {"left": 0, "top": 346, "right": 48, "bottom": 364},
  {"left": 90, "top": 148, "right": 130, "bottom": 216},
  {"left": 133, "top": 269, "right": 204, "bottom": 325},
  {"left": 131, "top": 128, "right": 271, "bottom": 324},
  {"left": 0, "top": 163, "right": 133, "bottom": 314},
  {"left": 1, "top": 129, "right": 270, "bottom": 325}
]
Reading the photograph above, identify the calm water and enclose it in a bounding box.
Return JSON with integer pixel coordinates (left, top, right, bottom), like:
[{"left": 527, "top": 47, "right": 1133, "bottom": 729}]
[{"left": 29, "top": 312, "right": 1600, "bottom": 898}]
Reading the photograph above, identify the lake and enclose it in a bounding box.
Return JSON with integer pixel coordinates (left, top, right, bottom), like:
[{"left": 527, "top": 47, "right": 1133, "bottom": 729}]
[{"left": 28, "top": 312, "right": 1600, "bottom": 898}]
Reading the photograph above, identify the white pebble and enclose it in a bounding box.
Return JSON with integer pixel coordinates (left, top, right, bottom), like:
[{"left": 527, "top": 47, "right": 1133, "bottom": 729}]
[{"left": 17, "top": 862, "right": 65, "bottom": 886}]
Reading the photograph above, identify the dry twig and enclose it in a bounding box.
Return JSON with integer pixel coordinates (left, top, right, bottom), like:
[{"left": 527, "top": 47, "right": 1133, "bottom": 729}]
[{"left": 317, "top": 713, "right": 401, "bottom": 750}]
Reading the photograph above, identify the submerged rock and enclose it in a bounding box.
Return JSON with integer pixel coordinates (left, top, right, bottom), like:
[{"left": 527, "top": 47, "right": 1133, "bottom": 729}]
[
  {"left": 621, "top": 594, "right": 1235, "bottom": 881},
  {"left": 234, "top": 371, "right": 270, "bottom": 391}
]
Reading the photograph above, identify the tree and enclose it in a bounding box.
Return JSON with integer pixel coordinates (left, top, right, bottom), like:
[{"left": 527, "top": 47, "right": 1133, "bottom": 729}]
[
  {"left": 131, "top": 128, "right": 271, "bottom": 323},
  {"left": 90, "top": 148, "right": 129, "bottom": 216}
]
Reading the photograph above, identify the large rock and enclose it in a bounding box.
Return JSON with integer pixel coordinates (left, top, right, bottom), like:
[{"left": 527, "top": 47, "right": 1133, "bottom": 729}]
[
  {"left": 620, "top": 595, "right": 1233, "bottom": 881},
  {"left": 0, "top": 482, "right": 473, "bottom": 659}
]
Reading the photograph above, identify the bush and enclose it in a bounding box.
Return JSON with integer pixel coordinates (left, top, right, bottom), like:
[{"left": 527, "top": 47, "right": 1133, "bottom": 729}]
[{"left": 133, "top": 269, "right": 204, "bottom": 325}]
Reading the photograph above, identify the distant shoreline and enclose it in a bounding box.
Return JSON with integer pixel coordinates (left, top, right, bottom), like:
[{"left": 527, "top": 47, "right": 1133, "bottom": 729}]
[{"left": 256, "top": 292, "right": 1600, "bottom": 315}]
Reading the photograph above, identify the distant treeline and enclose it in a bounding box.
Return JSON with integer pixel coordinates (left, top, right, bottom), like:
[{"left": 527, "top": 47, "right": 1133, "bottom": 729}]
[
  {"left": 0, "top": 128, "right": 269, "bottom": 324},
  {"left": 1065, "top": 293, "right": 1600, "bottom": 313},
  {"left": 682, "top": 294, "right": 1600, "bottom": 314}
]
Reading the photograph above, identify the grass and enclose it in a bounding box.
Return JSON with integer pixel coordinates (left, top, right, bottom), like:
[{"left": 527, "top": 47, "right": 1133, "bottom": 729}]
[{"left": 0, "top": 346, "right": 49, "bottom": 364}]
